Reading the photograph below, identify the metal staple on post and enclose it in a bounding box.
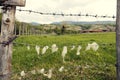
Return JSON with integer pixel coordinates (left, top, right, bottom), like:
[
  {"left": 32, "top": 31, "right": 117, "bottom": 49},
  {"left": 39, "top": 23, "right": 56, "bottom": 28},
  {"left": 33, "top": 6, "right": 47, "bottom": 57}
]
[{"left": 0, "top": 36, "right": 18, "bottom": 47}]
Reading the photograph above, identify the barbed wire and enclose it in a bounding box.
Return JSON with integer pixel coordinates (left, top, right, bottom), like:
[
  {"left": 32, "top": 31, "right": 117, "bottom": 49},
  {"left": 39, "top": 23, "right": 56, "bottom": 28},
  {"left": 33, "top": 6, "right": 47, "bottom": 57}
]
[
  {"left": 11, "top": 63, "right": 109, "bottom": 80},
  {"left": 16, "top": 9, "right": 116, "bottom": 19},
  {"left": 13, "top": 41, "right": 115, "bottom": 48},
  {"left": 13, "top": 42, "right": 85, "bottom": 48}
]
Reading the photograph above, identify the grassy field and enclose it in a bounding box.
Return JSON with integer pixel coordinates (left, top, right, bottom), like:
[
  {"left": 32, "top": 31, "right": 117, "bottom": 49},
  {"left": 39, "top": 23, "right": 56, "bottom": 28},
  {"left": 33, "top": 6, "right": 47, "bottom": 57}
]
[{"left": 11, "top": 32, "right": 116, "bottom": 80}]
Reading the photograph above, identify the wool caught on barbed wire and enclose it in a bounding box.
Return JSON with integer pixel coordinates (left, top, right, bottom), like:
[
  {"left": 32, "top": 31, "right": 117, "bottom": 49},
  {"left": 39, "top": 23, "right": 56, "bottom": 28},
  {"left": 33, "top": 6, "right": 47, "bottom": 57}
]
[
  {"left": 45, "top": 46, "right": 49, "bottom": 50},
  {"left": 86, "top": 43, "right": 92, "bottom": 51},
  {"left": 35, "top": 45, "right": 40, "bottom": 55},
  {"left": 91, "top": 42, "right": 99, "bottom": 51},
  {"left": 62, "top": 46, "right": 67, "bottom": 63},
  {"left": 37, "top": 68, "right": 45, "bottom": 74},
  {"left": 43, "top": 68, "right": 53, "bottom": 79},
  {"left": 85, "top": 42, "right": 99, "bottom": 51},
  {"left": 47, "top": 69, "right": 53, "bottom": 79},
  {"left": 20, "top": 71, "right": 25, "bottom": 77},
  {"left": 59, "top": 66, "right": 64, "bottom": 72},
  {"left": 27, "top": 45, "right": 30, "bottom": 50},
  {"left": 51, "top": 44, "right": 58, "bottom": 53},
  {"left": 76, "top": 45, "right": 82, "bottom": 55},
  {"left": 71, "top": 45, "right": 75, "bottom": 50},
  {"left": 42, "top": 46, "right": 48, "bottom": 54}
]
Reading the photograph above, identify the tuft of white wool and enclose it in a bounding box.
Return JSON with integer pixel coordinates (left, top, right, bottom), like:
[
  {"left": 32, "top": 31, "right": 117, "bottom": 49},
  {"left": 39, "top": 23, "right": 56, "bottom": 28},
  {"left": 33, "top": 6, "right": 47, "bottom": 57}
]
[
  {"left": 86, "top": 43, "right": 92, "bottom": 51},
  {"left": 45, "top": 46, "right": 49, "bottom": 50},
  {"left": 35, "top": 45, "right": 40, "bottom": 55},
  {"left": 85, "top": 42, "right": 99, "bottom": 51},
  {"left": 20, "top": 71, "right": 25, "bottom": 77},
  {"left": 59, "top": 66, "right": 64, "bottom": 72},
  {"left": 76, "top": 45, "right": 82, "bottom": 55},
  {"left": 42, "top": 46, "right": 48, "bottom": 54},
  {"left": 37, "top": 68, "right": 45, "bottom": 74},
  {"left": 47, "top": 69, "right": 53, "bottom": 79},
  {"left": 31, "top": 70, "right": 36, "bottom": 75},
  {"left": 71, "top": 45, "right": 75, "bottom": 50},
  {"left": 53, "top": 44, "right": 56, "bottom": 46},
  {"left": 51, "top": 44, "right": 58, "bottom": 53},
  {"left": 43, "top": 69, "right": 53, "bottom": 79},
  {"left": 91, "top": 42, "right": 99, "bottom": 51},
  {"left": 62, "top": 46, "right": 67, "bottom": 63},
  {"left": 27, "top": 45, "right": 30, "bottom": 50}
]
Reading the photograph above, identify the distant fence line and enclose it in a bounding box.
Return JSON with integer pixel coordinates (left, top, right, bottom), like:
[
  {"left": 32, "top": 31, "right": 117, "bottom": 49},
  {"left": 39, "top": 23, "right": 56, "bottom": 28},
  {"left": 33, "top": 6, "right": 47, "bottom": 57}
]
[
  {"left": 14, "top": 23, "right": 115, "bottom": 36},
  {"left": 14, "top": 24, "right": 42, "bottom": 35}
]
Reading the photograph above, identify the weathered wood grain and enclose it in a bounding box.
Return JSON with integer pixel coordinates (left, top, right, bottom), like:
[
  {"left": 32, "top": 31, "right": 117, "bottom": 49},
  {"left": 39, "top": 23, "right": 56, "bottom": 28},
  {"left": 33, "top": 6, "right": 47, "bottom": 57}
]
[{"left": 0, "top": 6, "right": 16, "bottom": 80}]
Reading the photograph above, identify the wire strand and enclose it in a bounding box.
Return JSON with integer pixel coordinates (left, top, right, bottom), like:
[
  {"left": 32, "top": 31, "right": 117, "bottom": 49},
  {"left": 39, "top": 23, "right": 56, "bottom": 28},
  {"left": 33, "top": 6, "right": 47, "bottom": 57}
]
[{"left": 16, "top": 9, "right": 116, "bottom": 19}]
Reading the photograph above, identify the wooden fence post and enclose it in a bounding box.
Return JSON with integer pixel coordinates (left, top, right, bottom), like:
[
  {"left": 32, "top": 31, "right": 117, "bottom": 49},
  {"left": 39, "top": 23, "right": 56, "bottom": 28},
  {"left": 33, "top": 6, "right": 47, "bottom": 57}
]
[
  {"left": 0, "top": 6, "right": 16, "bottom": 80},
  {"left": 25, "top": 26, "right": 28, "bottom": 35},
  {"left": 14, "top": 24, "right": 16, "bottom": 35},
  {"left": 19, "top": 25, "right": 21, "bottom": 35},
  {"left": 116, "top": 0, "right": 120, "bottom": 80},
  {"left": 0, "top": 0, "right": 26, "bottom": 80},
  {"left": 22, "top": 23, "right": 24, "bottom": 35}
]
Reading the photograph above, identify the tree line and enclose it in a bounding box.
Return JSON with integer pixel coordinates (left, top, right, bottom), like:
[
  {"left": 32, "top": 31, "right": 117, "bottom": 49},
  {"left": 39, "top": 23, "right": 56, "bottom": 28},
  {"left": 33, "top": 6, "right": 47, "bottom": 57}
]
[{"left": 0, "top": 13, "right": 116, "bottom": 35}]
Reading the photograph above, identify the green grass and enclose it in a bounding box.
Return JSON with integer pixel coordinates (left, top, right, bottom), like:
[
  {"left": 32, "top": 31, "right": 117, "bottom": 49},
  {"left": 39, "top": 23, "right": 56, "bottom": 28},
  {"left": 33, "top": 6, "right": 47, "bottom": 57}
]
[{"left": 11, "top": 32, "right": 116, "bottom": 80}]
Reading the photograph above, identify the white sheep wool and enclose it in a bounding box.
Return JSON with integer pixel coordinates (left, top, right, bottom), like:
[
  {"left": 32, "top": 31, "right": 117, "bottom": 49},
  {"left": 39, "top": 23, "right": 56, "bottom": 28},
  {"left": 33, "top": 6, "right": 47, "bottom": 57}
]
[
  {"left": 51, "top": 44, "right": 58, "bottom": 53},
  {"left": 91, "top": 42, "right": 99, "bottom": 51},
  {"left": 59, "top": 66, "right": 64, "bottom": 72},
  {"left": 35, "top": 45, "right": 40, "bottom": 55},
  {"left": 20, "top": 71, "right": 25, "bottom": 77},
  {"left": 39, "top": 68, "right": 45, "bottom": 74},
  {"left": 71, "top": 45, "right": 75, "bottom": 50},
  {"left": 85, "top": 43, "right": 92, "bottom": 51},
  {"left": 47, "top": 69, "right": 53, "bottom": 79},
  {"left": 42, "top": 46, "right": 48, "bottom": 54},
  {"left": 86, "top": 42, "right": 99, "bottom": 51},
  {"left": 43, "top": 69, "right": 53, "bottom": 79},
  {"left": 76, "top": 45, "right": 82, "bottom": 55},
  {"left": 62, "top": 46, "right": 67, "bottom": 63},
  {"left": 45, "top": 46, "right": 49, "bottom": 50},
  {"left": 27, "top": 45, "right": 30, "bottom": 50}
]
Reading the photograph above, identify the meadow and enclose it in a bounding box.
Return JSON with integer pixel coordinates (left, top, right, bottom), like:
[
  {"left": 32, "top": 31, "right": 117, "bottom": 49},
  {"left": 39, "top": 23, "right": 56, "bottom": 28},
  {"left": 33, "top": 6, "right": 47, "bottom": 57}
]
[{"left": 11, "top": 32, "right": 116, "bottom": 80}]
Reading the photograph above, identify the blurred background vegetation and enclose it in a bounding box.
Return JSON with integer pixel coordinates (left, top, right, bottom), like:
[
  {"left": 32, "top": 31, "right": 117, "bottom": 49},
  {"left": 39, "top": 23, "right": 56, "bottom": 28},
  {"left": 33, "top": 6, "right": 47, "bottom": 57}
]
[{"left": 0, "top": 12, "right": 116, "bottom": 35}]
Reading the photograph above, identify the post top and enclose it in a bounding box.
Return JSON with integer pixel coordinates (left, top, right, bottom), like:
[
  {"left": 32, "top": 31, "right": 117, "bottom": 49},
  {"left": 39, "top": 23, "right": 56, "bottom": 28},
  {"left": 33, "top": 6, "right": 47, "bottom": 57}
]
[{"left": 0, "top": 0, "right": 26, "bottom": 7}]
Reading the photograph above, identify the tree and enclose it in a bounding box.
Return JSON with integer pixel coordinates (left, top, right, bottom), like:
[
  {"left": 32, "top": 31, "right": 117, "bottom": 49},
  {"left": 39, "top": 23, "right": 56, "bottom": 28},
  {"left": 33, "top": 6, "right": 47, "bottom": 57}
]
[{"left": 61, "top": 25, "right": 66, "bottom": 34}]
